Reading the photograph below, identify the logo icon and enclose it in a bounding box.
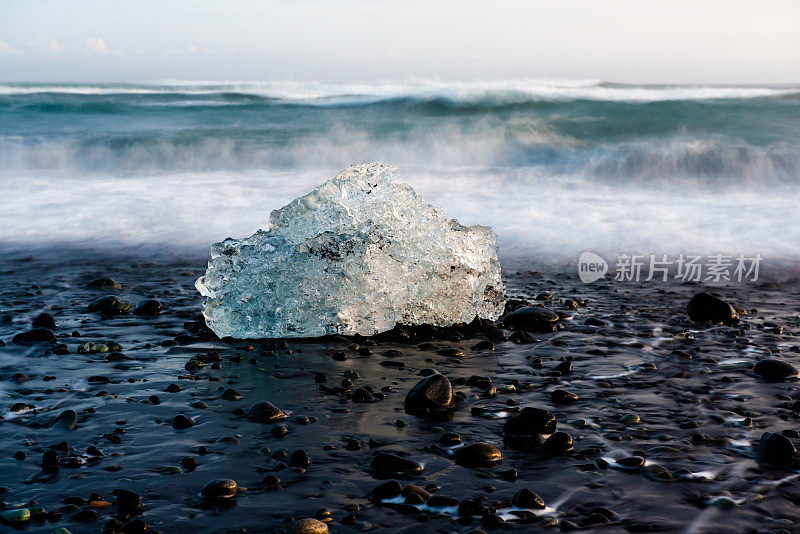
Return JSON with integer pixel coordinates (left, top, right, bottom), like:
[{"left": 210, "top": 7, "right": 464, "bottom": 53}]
[{"left": 578, "top": 251, "right": 608, "bottom": 283}]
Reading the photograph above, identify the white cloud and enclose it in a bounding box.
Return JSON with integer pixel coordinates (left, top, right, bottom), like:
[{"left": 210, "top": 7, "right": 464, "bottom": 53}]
[
  {"left": 85, "top": 37, "right": 109, "bottom": 54},
  {"left": 187, "top": 45, "right": 198, "bottom": 54},
  {"left": 0, "top": 40, "right": 22, "bottom": 56},
  {"left": 42, "top": 37, "right": 65, "bottom": 55}
]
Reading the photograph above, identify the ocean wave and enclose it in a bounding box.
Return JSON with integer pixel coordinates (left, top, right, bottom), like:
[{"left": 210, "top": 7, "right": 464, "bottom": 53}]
[
  {"left": 1, "top": 80, "right": 799, "bottom": 104},
  {"left": 1, "top": 130, "right": 797, "bottom": 187}
]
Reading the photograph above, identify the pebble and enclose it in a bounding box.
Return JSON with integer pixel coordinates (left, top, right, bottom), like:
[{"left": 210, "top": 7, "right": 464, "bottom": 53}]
[
  {"left": 134, "top": 299, "right": 162, "bottom": 315},
  {"left": 503, "top": 407, "right": 557, "bottom": 447},
  {"left": 1, "top": 508, "right": 31, "bottom": 523},
  {"left": 201, "top": 478, "right": 238, "bottom": 498},
  {"left": 620, "top": 413, "right": 641, "bottom": 425},
  {"left": 512, "top": 488, "right": 545, "bottom": 509},
  {"left": 404, "top": 374, "right": 452, "bottom": 417},
  {"left": 453, "top": 442, "right": 502, "bottom": 466},
  {"left": 502, "top": 306, "right": 559, "bottom": 332},
  {"left": 370, "top": 453, "right": 423, "bottom": 478},
  {"left": 289, "top": 450, "right": 311, "bottom": 468},
  {"left": 757, "top": 432, "right": 796, "bottom": 467},
  {"left": 51, "top": 409, "right": 78, "bottom": 430},
  {"left": 542, "top": 431, "right": 574, "bottom": 455},
  {"left": 292, "top": 518, "right": 329, "bottom": 534},
  {"left": 687, "top": 292, "right": 738, "bottom": 324},
  {"left": 172, "top": 414, "right": 195, "bottom": 430},
  {"left": 371, "top": 480, "right": 402, "bottom": 502},
  {"left": 352, "top": 388, "right": 375, "bottom": 403},
  {"left": 12, "top": 328, "right": 57, "bottom": 344},
  {"left": 33, "top": 312, "right": 57, "bottom": 329},
  {"left": 616, "top": 456, "right": 646, "bottom": 468},
  {"left": 551, "top": 389, "right": 579, "bottom": 404},
  {"left": 247, "top": 401, "right": 287, "bottom": 423},
  {"left": 87, "top": 277, "right": 121, "bottom": 289},
  {"left": 754, "top": 359, "right": 798, "bottom": 381},
  {"left": 87, "top": 295, "right": 131, "bottom": 315},
  {"left": 112, "top": 489, "right": 142, "bottom": 516}
]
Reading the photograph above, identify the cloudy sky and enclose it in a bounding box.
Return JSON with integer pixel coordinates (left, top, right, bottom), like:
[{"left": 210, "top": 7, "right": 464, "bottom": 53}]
[{"left": 1, "top": 0, "right": 799, "bottom": 83}]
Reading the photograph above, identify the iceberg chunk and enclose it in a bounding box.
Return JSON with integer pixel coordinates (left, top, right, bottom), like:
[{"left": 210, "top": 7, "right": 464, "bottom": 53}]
[{"left": 196, "top": 162, "right": 505, "bottom": 338}]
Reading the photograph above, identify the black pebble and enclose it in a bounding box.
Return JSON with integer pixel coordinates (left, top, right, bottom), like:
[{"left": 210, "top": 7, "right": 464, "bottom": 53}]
[
  {"left": 686, "top": 292, "right": 738, "bottom": 324},
  {"left": 754, "top": 359, "right": 798, "bottom": 381},
  {"left": 33, "top": 312, "right": 57, "bottom": 329},
  {"left": 172, "top": 414, "right": 195, "bottom": 429}
]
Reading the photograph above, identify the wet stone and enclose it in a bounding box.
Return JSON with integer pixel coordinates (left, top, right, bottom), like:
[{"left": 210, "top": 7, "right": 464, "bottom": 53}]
[
  {"left": 247, "top": 401, "right": 287, "bottom": 423},
  {"left": 616, "top": 456, "right": 646, "bottom": 469},
  {"left": 404, "top": 374, "right": 452, "bottom": 417},
  {"left": 757, "top": 432, "right": 796, "bottom": 467},
  {"left": 551, "top": 389, "right": 579, "bottom": 404},
  {"left": 113, "top": 489, "right": 143, "bottom": 518},
  {"left": 371, "top": 480, "right": 402, "bottom": 503},
  {"left": 134, "top": 299, "right": 162, "bottom": 316},
  {"left": 504, "top": 407, "right": 556, "bottom": 448},
  {"left": 502, "top": 306, "right": 559, "bottom": 332},
  {"left": 754, "top": 359, "right": 798, "bottom": 381},
  {"left": 87, "top": 295, "right": 131, "bottom": 315},
  {"left": 352, "top": 388, "right": 375, "bottom": 403},
  {"left": 292, "top": 518, "right": 329, "bottom": 534},
  {"left": 51, "top": 409, "right": 78, "bottom": 430},
  {"left": 33, "top": 312, "right": 57, "bottom": 329},
  {"left": 687, "top": 292, "right": 738, "bottom": 324},
  {"left": 172, "top": 414, "right": 195, "bottom": 430},
  {"left": 201, "top": 478, "right": 238, "bottom": 499},
  {"left": 87, "top": 277, "right": 121, "bottom": 289},
  {"left": 370, "top": 453, "right": 423, "bottom": 478},
  {"left": 12, "top": 327, "right": 57, "bottom": 344},
  {"left": 289, "top": 450, "right": 311, "bottom": 468},
  {"left": 453, "top": 442, "right": 502, "bottom": 466},
  {"left": 512, "top": 488, "right": 545, "bottom": 509},
  {"left": 542, "top": 431, "right": 574, "bottom": 455}
]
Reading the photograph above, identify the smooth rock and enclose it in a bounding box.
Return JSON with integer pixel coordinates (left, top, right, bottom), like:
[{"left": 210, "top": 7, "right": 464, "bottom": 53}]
[
  {"left": 172, "top": 414, "right": 195, "bottom": 430},
  {"left": 404, "top": 374, "right": 452, "bottom": 417},
  {"left": 453, "top": 442, "right": 502, "bottom": 466},
  {"left": 687, "top": 292, "right": 738, "bottom": 324},
  {"left": 370, "top": 453, "right": 423, "bottom": 478},
  {"left": 33, "top": 312, "right": 56, "bottom": 329},
  {"left": 502, "top": 307, "right": 559, "bottom": 332},
  {"left": 201, "top": 478, "right": 238, "bottom": 498},
  {"left": 1, "top": 508, "right": 31, "bottom": 523},
  {"left": 754, "top": 359, "right": 798, "bottom": 381},
  {"left": 371, "top": 480, "right": 402, "bottom": 502},
  {"left": 87, "top": 278, "right": 121, "bottom": 289},
  {"left": 551, "top": 389, "right": 579, "bottom": 404},
  {"left": 292, "top": 518, "right": 328, "bottom": 534},
  {"left": 512, "top": 488, "right": 545, "bottom": 509},
  {"left": 51, "top": 409, "right": 78, "bottom": 430},
  {"left": 87, "top": 296, "right": 131, "bottom": 315},
  {"left": 503, "top": 407, "right": 557, "bottom": 447},
  {"left": 12, "top": 328, "right": 56, "bottom": 344},
  {"left": 542, "top": 431, "right": 574, "bottom": 455},
  {"left": 757, "top": 432, "right": 796, "bottom": 467},
  {"left": 133, "top": 299, "right": 162, "bottom": 316},
  {"left": 247, "top": 401, "right": 287, "bottom": 423}
]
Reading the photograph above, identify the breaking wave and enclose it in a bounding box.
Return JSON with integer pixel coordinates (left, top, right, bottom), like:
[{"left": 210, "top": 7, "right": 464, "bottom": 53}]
[{"left": 1, "top": 80, "right": 798, "bottom": 260}]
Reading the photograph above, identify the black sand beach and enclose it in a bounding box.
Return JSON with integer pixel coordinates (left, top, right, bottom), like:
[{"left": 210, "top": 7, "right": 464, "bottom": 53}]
[{"left": 2, "top": 251, "right": 799, "bottom": 533}]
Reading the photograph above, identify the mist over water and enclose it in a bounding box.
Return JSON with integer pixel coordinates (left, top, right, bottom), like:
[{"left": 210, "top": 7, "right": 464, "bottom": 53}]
[{"left": 1, "top": 80, "right": 799, "bottom": 263}]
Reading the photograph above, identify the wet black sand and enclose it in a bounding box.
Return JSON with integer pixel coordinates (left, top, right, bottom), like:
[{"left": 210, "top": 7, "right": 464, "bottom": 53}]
[{"left": 1, "top": 251, "right": 800, "bottom": 533}]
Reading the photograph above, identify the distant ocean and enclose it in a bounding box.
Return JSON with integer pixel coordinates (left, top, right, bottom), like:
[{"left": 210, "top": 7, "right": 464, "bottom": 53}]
[{"left": 1, "top": 80, "right": 799, "bottom": 260}]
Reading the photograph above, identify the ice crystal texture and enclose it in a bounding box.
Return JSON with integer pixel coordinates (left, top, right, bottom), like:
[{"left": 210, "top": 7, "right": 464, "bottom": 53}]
[{"left": 196, "top": 163, "right": 505, "bottom": 338}]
